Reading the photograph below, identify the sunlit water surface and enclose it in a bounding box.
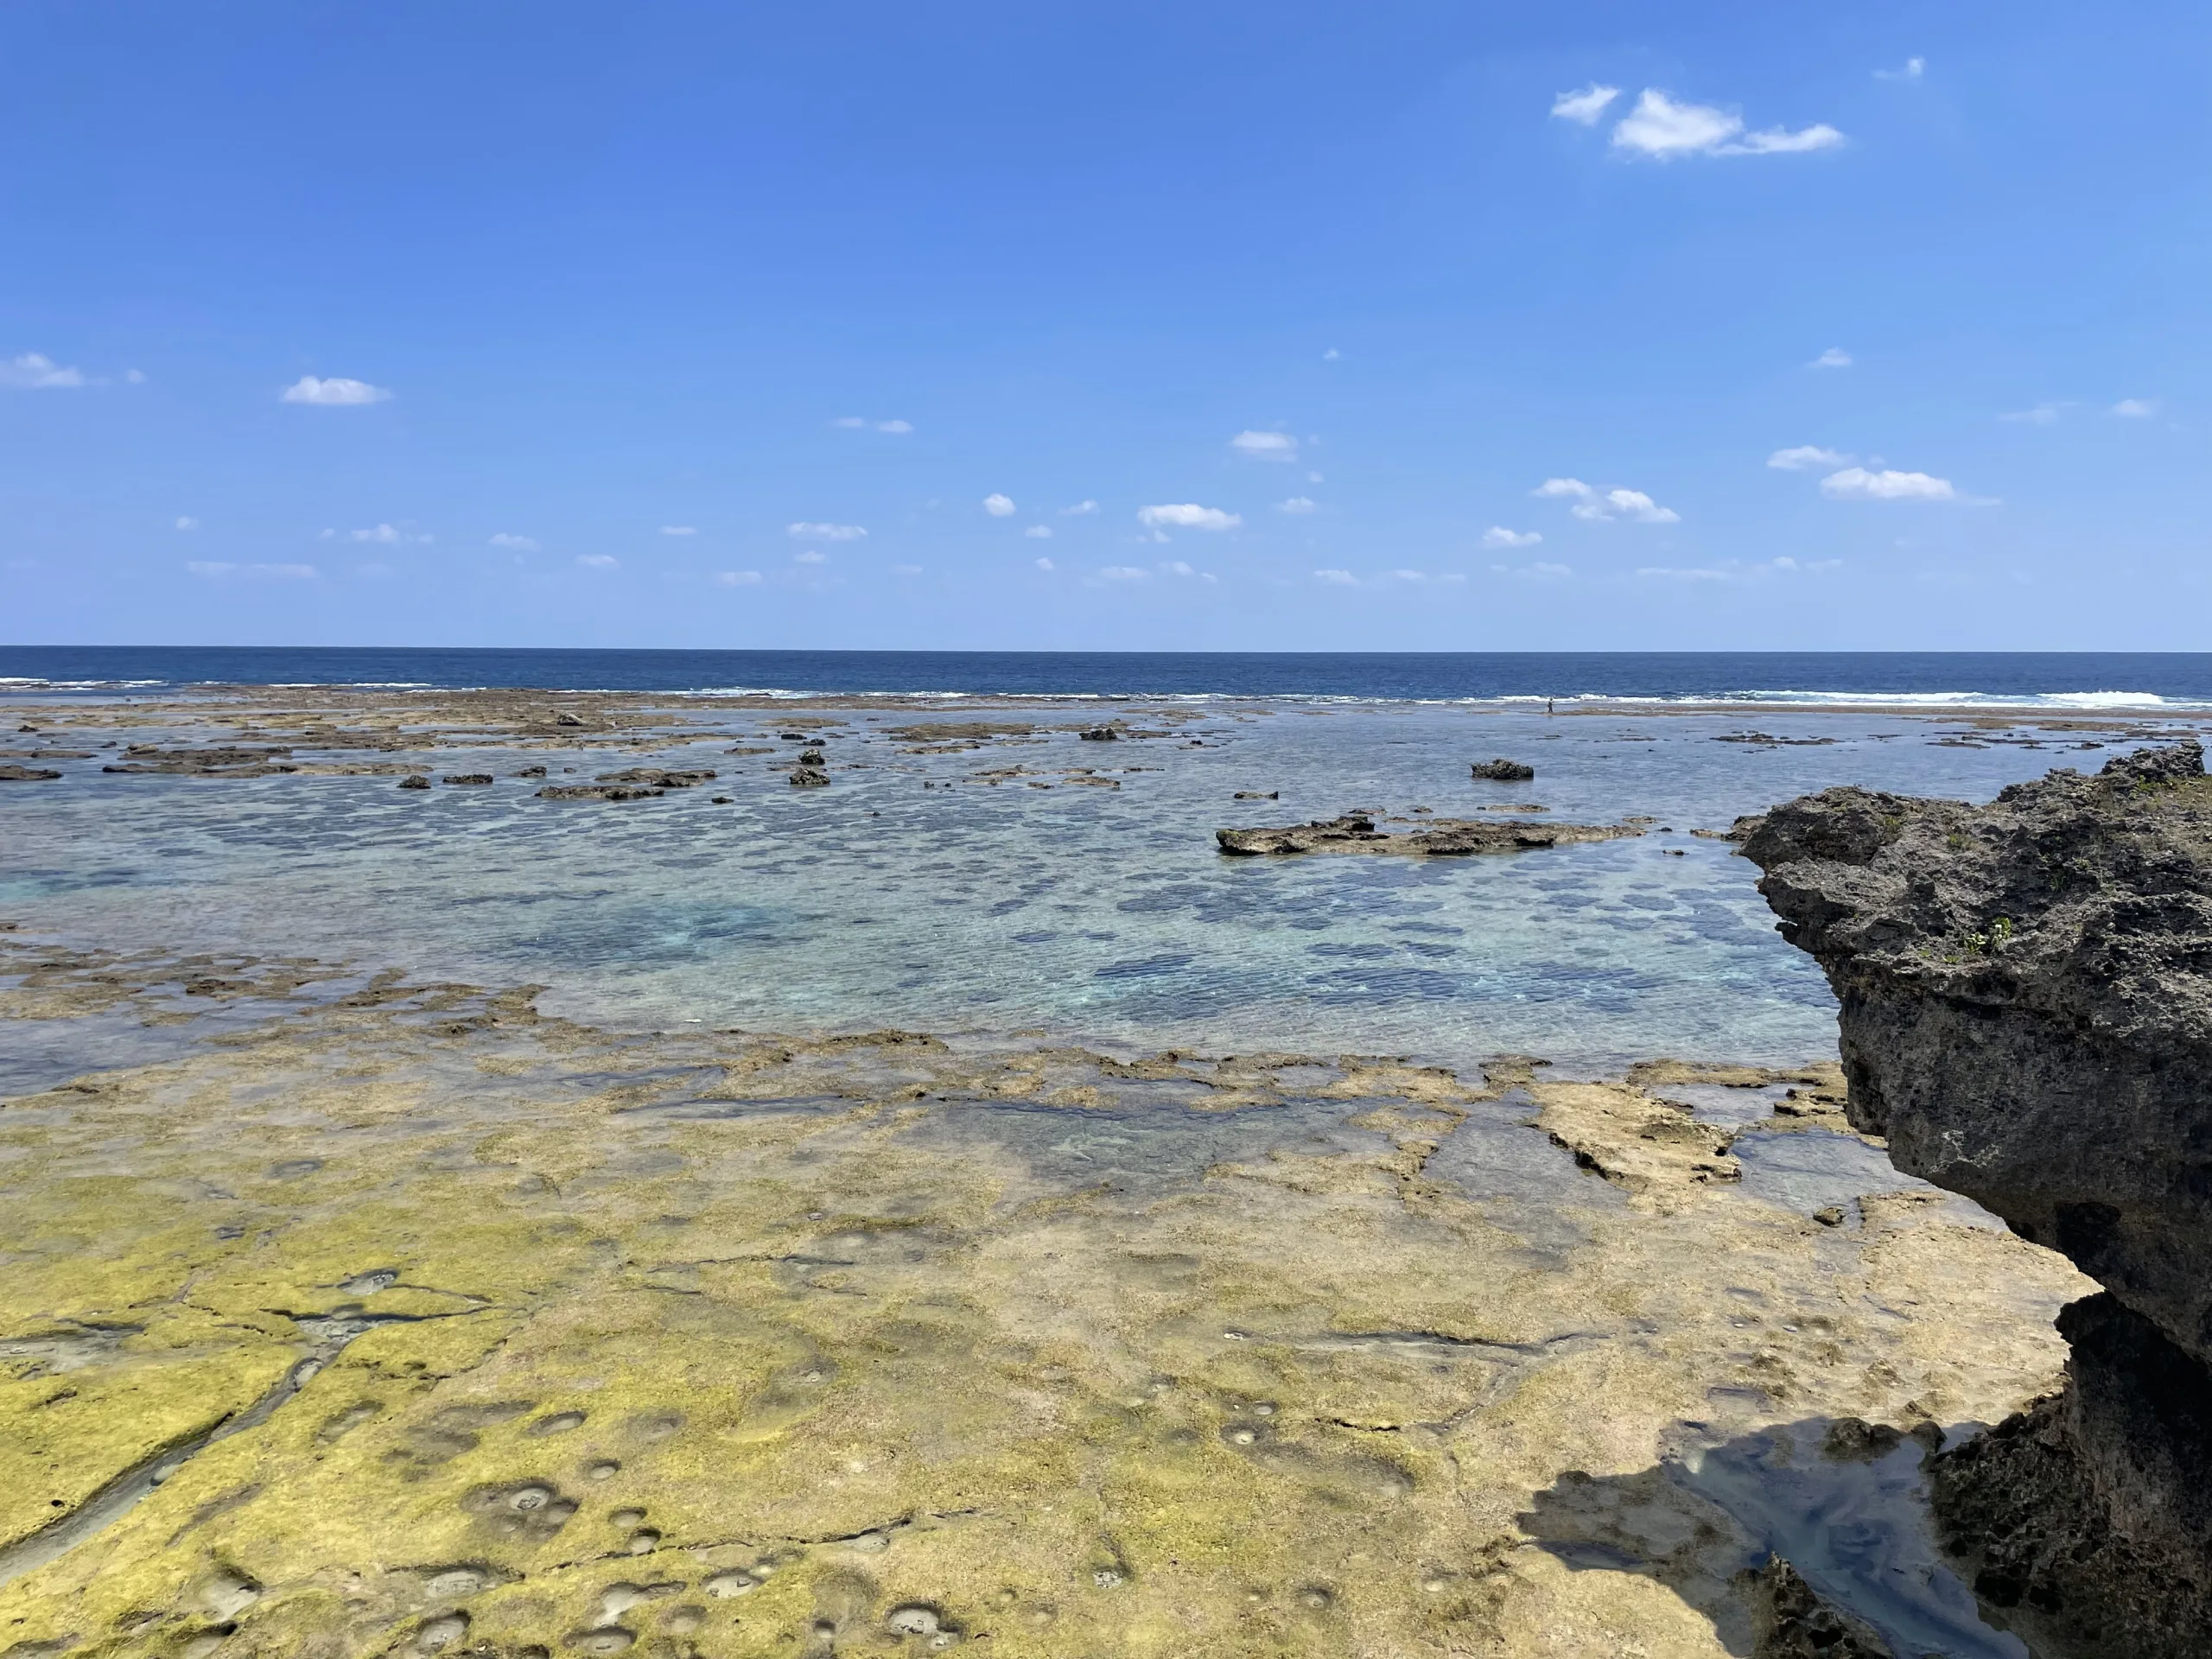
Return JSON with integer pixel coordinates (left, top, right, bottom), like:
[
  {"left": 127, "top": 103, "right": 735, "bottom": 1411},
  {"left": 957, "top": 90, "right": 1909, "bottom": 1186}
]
[{"left": 1, "top": 702, "right": 2145, "bottom": 1071}]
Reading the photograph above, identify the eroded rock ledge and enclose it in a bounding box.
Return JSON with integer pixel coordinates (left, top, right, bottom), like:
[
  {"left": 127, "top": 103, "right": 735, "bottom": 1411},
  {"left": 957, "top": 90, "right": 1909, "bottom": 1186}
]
[
  {"left": 1217, "top": 813, "right": 1643, "bottom": 857},
  {"left": 1744, "top": 741, "right": 2212, "bottom": 1657}
]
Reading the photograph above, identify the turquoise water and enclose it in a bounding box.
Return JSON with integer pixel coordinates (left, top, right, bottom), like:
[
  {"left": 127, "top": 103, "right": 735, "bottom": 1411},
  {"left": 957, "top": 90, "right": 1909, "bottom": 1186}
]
[{"left": 1, "top": 701, "right": 2158, "bottom": 1068}]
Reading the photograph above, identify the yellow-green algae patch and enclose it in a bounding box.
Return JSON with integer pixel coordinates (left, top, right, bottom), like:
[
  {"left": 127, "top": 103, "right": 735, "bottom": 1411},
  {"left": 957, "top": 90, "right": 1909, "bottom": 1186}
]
[{"left": 0, "top": 976, "right": 2091, "bottom": 1657}]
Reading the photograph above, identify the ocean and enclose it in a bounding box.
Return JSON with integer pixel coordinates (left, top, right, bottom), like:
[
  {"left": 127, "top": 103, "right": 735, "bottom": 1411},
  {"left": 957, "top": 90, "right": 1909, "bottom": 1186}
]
[{"left": 5, "top": 645, "right": 2212, "bottom": 706}]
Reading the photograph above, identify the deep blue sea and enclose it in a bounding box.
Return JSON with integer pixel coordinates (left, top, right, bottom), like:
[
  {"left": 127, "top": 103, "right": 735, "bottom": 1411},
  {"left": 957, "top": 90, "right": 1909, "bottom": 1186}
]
[{"left": 5, "top": 645, "right": 2212, "bottom": 706}]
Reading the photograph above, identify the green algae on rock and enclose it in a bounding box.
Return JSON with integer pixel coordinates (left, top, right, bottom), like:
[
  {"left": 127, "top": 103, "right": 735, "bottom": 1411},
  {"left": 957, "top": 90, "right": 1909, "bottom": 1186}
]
[{"left": 0, "top": 944, "right": 2091, "bottom": 1657}]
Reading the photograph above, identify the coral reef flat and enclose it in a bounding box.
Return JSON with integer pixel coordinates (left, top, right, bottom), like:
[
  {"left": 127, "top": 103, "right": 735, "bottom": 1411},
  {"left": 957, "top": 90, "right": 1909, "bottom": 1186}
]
[
  {"left": 0, "top": 944, "right": 2089, "bottom": 1657},
  {"left": 6, "top": 682, "right": 2198, "bottom": 1656}
]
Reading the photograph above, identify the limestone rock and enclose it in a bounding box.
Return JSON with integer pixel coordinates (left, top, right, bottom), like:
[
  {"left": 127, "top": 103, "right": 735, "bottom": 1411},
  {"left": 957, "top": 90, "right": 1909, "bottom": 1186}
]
[{"left": 1744, "top": 741, "right": 2212, "bottom": 1654}]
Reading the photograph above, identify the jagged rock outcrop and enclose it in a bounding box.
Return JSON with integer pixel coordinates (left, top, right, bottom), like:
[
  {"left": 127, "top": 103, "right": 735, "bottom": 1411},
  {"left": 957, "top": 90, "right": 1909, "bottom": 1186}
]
[
  {"left": 1217, "top": 813, "right": 1641, "bottom": 857},
  {"left": 1471, "top": 757, "right": 1536, "bottom": 781},
  {"left": 1744, "top": 741, "right": 2212, "bottom": 1656}
]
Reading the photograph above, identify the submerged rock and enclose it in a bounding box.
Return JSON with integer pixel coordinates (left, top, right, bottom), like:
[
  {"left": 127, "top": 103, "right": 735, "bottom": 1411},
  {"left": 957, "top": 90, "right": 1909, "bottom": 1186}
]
[
  {"left": 1744, "top": 740, "right": 2212, "bottom": 1656},
  {"left": 1745, "top": 1556, "right": 1891, "bottom": 1658},
  {"left": 441, "top": 774, "right": 493, "bottom": 786},
  {"left": 1216, "top": 813, "right": 1639, "bottom": 857},
  {"left": 1471, "top": 758, "right": 1535, "bottom": 781}
]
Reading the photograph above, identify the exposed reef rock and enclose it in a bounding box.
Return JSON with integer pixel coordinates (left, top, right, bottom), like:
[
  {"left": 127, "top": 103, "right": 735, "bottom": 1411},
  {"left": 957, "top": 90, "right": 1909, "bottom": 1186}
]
[
  {"left": 1471, "top": 758, "right": 1536, "bottom": 781},
  {"left": 1216, "top": 812, "right": 1640, "bottom": 857},
  {"left": 0, "top": 766, "right": 61, "bottom": 782},
  {"left": 535, "top": 783, "right": 665, "bottom": 802},
  {"left": 594, "top": 767, "right": 715, "bottom": 789},
  {"left": 1744, "top": 741, "right": 2212, "bottom": 1656},
  {"left": 101, "top": 745, "right": 299, "bottom": 778}
]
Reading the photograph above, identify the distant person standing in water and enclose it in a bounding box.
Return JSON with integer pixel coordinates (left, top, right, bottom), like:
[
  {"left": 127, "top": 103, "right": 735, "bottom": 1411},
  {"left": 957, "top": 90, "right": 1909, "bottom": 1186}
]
[{"left": 1547, "top": 698, "right": 1554, "bottom": 715}]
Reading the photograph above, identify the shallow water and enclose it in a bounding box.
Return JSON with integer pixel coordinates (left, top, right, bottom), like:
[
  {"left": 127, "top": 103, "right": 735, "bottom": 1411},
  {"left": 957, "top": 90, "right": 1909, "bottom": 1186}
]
[{"left": 0, "top": 704, "right": 2165, "bottom": 1071}]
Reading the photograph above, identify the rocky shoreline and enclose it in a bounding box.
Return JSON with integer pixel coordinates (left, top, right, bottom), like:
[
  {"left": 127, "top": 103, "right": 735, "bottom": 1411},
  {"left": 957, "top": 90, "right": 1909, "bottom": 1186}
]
[{"left": 1745, "top": 740, "right": 2212, "bottom": 1657}]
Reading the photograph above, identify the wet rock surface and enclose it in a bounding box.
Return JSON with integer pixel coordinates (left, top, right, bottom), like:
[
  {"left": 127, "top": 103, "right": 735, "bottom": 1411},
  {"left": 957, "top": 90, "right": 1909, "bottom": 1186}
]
[
  {"left": 0, "top": 940, "right": 2088, "bottom": 1657},
  {"left": 1217, "top": 812, "right": 1642, "bottom": 857},
  {"left": 1745, "top": 741, "right": 2212, "bottom": 1656},
  {"left": 1471, "top": 759, "right": 1536, "bottom": 781},
  {"left": 0, "top": 765, "right": 62, "bottom": 781}
]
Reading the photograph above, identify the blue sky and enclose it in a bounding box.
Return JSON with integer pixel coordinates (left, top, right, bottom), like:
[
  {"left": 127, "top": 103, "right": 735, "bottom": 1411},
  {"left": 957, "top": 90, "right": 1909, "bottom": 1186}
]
[{"left": 3, "top": 2, "right": 2207, "bottom": 651}]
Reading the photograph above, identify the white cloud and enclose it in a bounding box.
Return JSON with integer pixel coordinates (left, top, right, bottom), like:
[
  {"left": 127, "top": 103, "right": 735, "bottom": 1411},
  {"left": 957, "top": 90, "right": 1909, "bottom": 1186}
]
[
  {"left": 1610, "top": 90, "right": 1840, "bottom": 159},
  {"left": 124, "top": 369, "right": 146, "bottom": 385},
  {"left": 787, "top": 521, "right": 867, "bottom": 540},
  {"left": 1024, "top": 524, "right": 1053, "bottom": 539},
  {"left": 1100, "top": 565, "right": 1150, "bottom": 581},
  {"left": 2110, "top": 398, "right": 2158, "bottom": 418},
  {"left": 1137, "top": 503, "right": 1241, "bottom": 532},
  {"left": 1160, "top": 560, "right": 1197, "bottom": 577},
  {"left": 188, "top": 561, "right": 316, "bottom": 579},
  {"left": 794, "top": 550, "right": 828, "bottom": 564},
  {"left": 346, "top": 524, "right": 431, "bottom": 545},
  {"left": 1551, "top": 83, "right": 1620, "bottom": 125},
  {"left": 1767, "top": 445, "right": 1853, "bottom": 471},
  {"left": 1492, "top": 560, "right": 1573, "bottom": 579},
  {"left": 356, "top": 562, "right": 392, "bottom": 577},
  {"left": 575, "top": 553, "right": 620, "bottom": 569},
  {"left": 714, "top": 569, "right": 762, "bottom": 586},
  {"left": 1230, "top": 429, "right": 1299, "bottom": 461},
  {"left": 893, "top": 563, "right": 922, "bottom": 575},
  {"left": 1809, "top": 347, "right": 1853, "bottom": 369},
  {"left": 1277, "top": 497, "right": 1318, "bottom": 515},
  {"left": 175, "top": 516, "right": 200, "bottom": 531},
  {"left": 1306, "top": 471, "right": 1324, "bottom": 483},
  {"left": 1322, "top": 347, "right": 1340, "bottom": 361},
  {"left": 1060, "top": 499, "right": 1099, "bottom": 516},
  {"left": 833, "top": 416, "right": 913, "bottom": 434},
  {"left": 1034, "top": 556, "right": 1055, "bottom": 571},
  {"left": 2, "top": 352, "right": 87, "bottom": 390},
  {"left": 1481, "top": 526, "right": 1542, "bottom": 549},
  {"left": 1820, "top": 467, "right": 1963, "bottom": 502},
  {"left": 877, "top": 419, "right": 913, "bottom": 434},
  {"left": 1313, "top": 569, "right": 1357, "bottom": 586},
  {"left": 1534, "top": 477, "right": 1679, "bottom": 523},
  {"left": 833, "top": 416, "right": 868, "bottom": 428},
  {"left": 1732, "top": 122, "right": 1846, "bottom": 154},
  {"left": 1389, "top": 569, "right": 1427, "bottom": 582},
  {"left": 2000, "top": 404, "right": 2063, "bottom": 425},
  {"left": 1639, "top": 556, "right": 1841, "bottom": 582},
  {"left": 280, "top": 375, "right": 391, "bottom": 406},
  {"left": 661, "top": 524, "right": 697, "bottom": 536},
  {"left": 983, "top": 493, "right": 1017, "bottom": 517},
  {"left": 489, "top": 532, "right": 540, "bottom": 552},
  {"left": 1875, "top": 56, "right": 1926, "bottom": 81}
]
